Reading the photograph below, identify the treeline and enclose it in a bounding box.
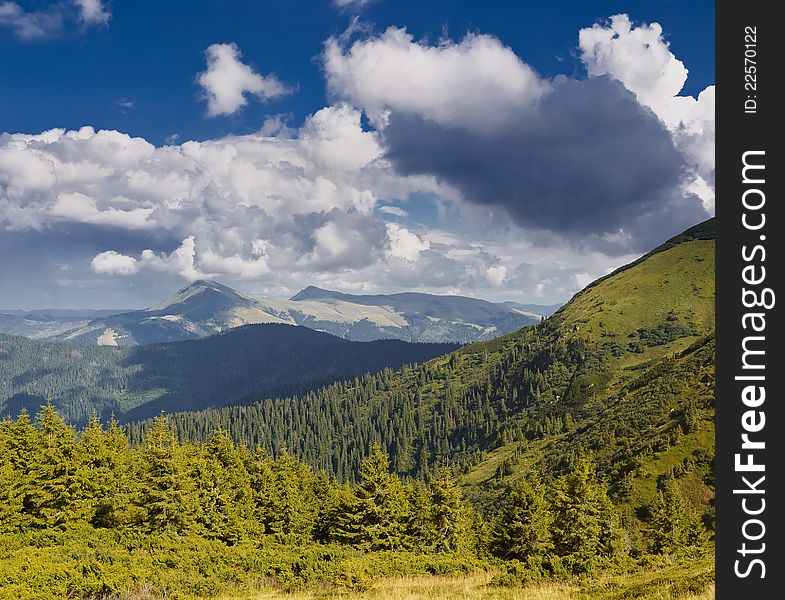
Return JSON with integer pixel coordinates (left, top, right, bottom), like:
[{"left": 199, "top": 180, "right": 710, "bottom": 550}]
[
  {"left": 1, "top": 406, "right": 705, "bottom": 569},
  {"left": 125, "top": 322, "right": 592, "bottom": 481}
]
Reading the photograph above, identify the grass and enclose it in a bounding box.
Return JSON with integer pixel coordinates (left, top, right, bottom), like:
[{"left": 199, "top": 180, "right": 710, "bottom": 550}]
[
  {"left": 558, "top": 240, "right": 715, "bottom": 342},
  {"left": 210, "top": 565, "right": 715, "bottom": 599}
]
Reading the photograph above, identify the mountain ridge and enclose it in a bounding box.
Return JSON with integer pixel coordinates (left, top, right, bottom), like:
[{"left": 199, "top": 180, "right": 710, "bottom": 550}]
[{"left": 3, "top": 282, "right": 551, "bottom": 346}]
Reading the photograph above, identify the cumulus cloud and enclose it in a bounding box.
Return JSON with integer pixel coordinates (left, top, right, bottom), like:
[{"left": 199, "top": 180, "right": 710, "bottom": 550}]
[
  {"left": 0, "top": 0, "right": 109, "bottom": 40},
  {"left": 0, "top": 109, "right": 433, "bottom": 287},
  {"left": 324, "top": 19, "right": 712, "bottom": 253},
  {"left": 50, "top": 191, "right": 154, "bottom": 229},
  {"left": 1, "top": 14, "right": 715, "bottom": 307},
  {"left": 197, "top": 43, "right": 293, "bottom": 116},
  {"left": 486, "top": 265, "right": 507, "bottom": 286},
  {"left": 382, "top": 77, "right": 703, "bottom": 252},
  {"left": 91, "top": 250, "right": 138, "bottom": 275},
  {"left": 323, "top": 26, "right": 547, "bottom": 131},
  {"left": 90, "top": 237, "right": 202, "bottom": 279},
  {"left": 385, "top": 222, "right": 429, "bottom": 261},
  {"left": 579, "top": 14, "right": 715, "bottom": 210}
]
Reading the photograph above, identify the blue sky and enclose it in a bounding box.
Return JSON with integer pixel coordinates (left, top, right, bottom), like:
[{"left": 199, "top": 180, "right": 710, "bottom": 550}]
[{"left": 0, "top": 0, "right": 714, "bottom": 308}]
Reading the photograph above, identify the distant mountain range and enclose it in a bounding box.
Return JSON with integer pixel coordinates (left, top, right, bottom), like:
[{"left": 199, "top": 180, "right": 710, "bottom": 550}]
[{"left": 0, "top": 283, "right": 558, "bottom": 345}]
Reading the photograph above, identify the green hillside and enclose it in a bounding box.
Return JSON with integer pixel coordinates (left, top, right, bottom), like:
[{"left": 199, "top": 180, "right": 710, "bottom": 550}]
[
  {"left": 133, "top": 219, "right": 715, "bottom": 531},
  {"left": 0, "top": 325, "right": 457, "bottom": 425}
]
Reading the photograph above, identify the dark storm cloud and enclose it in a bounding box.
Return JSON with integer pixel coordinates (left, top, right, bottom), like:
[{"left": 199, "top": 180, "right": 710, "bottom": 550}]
[{"left": 383, "top": 75, "right": 705, "bottom": 252}]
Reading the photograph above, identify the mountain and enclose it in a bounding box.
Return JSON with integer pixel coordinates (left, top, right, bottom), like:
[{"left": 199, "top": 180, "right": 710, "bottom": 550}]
[
  {"left": 141, "top": 219, "right": 715, "bottom": 532},
  {"left": 278, "top": 287, "right": 546, "bottom": 343},
  {"left": 0, "top": 309, "right": 124, "bottom": 340},
  {"left": 7, "top": 281, "right": 549, "bottom": 346},
  {"left": 0, "top": 324, "right": 457, "bottom": 425},
  {"left": 54, "top": 280, "right": 291, "bottom": 346}
]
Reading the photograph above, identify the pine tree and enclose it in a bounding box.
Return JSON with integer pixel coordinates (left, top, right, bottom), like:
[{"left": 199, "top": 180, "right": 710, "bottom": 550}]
[
  {"left": 335, "top": 444, "right": 411, "bottom": 550},
  {"left": 136, "top": 416, "right": 193, "bottom": 533},
  {"left": 490, "top": 475, "right": 552, "bottom": 560},
  {"left": 550, "top": 459, "right": 622, "bottom": 567},
  {"left": 649, "top": 481, "right": 705, "bottom": 555},
  {"left": 429, "top": 470, "right": 471, "bottom": 552}
]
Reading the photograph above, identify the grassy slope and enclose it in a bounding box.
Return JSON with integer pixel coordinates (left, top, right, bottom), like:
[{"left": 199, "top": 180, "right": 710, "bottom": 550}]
[{"left": 460, "top": 219, "right": 715, "bottom": 525}]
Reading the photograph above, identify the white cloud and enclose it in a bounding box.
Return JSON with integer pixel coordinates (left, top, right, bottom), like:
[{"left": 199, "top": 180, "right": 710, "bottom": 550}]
[
  {"left": 300, "top": 104, "right": 382, "bottom": 172},
  {"left": 386, "top": 223, "right": 429, "bottom": 261},
  {"left": 92, "top": 238, "right": 202, "bottom": 280},
  {"left": 0, "top": 109, "right": 421, "bottom": 284},
  {"left": 574, "top": 272, "right": 595, "bottom": 288},
  {"left": 486, "top": 265, "right": 507, "bottom": 286},
  {"left": 378, "top": 205, "right": 407, "bottom": 217},
  {"left": 579, "top": 14, "right": 715, "bottom": 211},
  {"left": 74, "top": 0, "right": 110, "bottom": 25},
  {"left": 0, "top": 0, "right": 109, "bottom": 40},
  {"left": 91, "top": 251, "right": 138, "bottom": 275},
  {"left": 197, "top": 43, "right": 292, "bottom": 116},
  {"left": 3, "top": 15, "right": 714, "bottom": 306},
  {"left": 0, "top": 1, "right": 62, "bottom": 39},
  {"left": 323, "top": 26, "right": 547, "bottom": 131},
  {"left": 333, "top": 0, "right": 376, "bottom": 10},
  {"left": 50, "top": 192, "right": 154, "bottom": 228}
]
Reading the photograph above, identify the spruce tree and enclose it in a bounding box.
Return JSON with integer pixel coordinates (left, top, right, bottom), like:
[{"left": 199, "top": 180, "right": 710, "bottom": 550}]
[
  {"left": 490, "top": 475, "right": 552, "bottom": 560},
  {"left": 429, "top": 470, "right": 471, "bottom": 552},
  {"left": 649, "top": 481, "right": 705, "bottom": 555},
  {"left": 192, "top": 428, "right": 253, "bottom": 543},
  {"left": 136, "top": 416, "right": 193, "bottom": 533},
  {"left": 336, "top": 444, "right": 411, "bottom": 550},
  {"left": 28, "top": 403, "right": 85, "bottom": 528},
  {"left": 550, "top": 459, "right": 621, "bottom": 567},
  {"left": 81, "top": 414, "right": 132, "bottom": 528}
]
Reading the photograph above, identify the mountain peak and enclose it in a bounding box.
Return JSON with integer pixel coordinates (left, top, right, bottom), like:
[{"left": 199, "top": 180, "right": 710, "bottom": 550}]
[
  {"left": 182, "top": 279, "right": 231, "bottom": 292},
  {"left": 290, "top": 286, "right": 342, "bottom": 301},
  {"left": 147, "top": 279, "right": 248, "bottom": 313}
]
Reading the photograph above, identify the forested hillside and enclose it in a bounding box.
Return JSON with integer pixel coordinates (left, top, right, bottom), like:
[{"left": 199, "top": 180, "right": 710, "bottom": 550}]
[
  {"left": 0, "top": 405, "right": 712, "bottom": 599},
  {"left": 129, "top": 220, "right": 715, "bottom": 533},
  {"left": 0, "top": 325, "right": 456, "bottom": 424}
]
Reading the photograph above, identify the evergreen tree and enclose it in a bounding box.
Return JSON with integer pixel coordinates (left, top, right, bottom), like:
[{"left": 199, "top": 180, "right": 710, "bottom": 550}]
[
  {"left": 136, "top": 416, "right": 192, "bottom": 533},
  {"left": 490, "top": 475, "right": 552, "bottom": 560},
  {"left": 0, "top": 411, "right": 38, "bottom": 532},
  {"left": 334, "top": 444, "right": 411, "bottom": 550},
  {"left": 192, "top": 428, "right": 253, "bottom": 543},
  {"left": 649, "top": 481, "right": 705, "bottom": 555},
  {"left": 81, "top": 414, "right": 132, "bottom": 528},
  {"left": 551, "top": 459, "right": 622, "bottom": 567},
  {"left": 429, "top": 470, "right": 471, "bottom": 552},
  {"left": 27, "top": 403, "right": 86, "bottom": 528}
]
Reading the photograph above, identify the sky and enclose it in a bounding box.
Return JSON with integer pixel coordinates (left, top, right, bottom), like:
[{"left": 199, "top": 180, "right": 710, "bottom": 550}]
[{"left": 0, "top": 0, "right": 714, "bottom": 309}]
